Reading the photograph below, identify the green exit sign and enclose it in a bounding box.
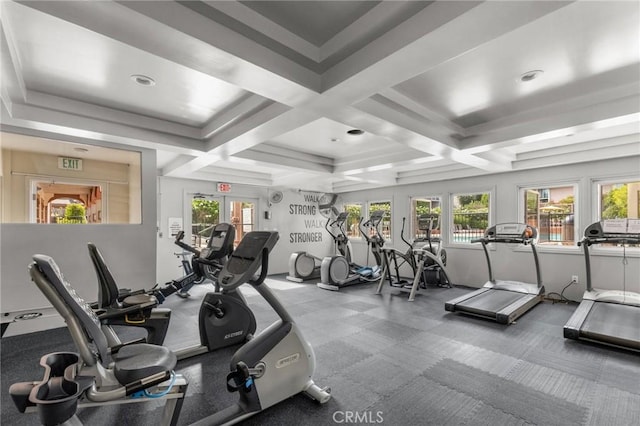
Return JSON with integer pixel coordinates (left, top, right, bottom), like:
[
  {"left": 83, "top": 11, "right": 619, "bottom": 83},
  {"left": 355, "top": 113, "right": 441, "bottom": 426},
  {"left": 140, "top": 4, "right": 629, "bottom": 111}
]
[{"left": 58, "top": 157, "right": 83, "bottom": 171}]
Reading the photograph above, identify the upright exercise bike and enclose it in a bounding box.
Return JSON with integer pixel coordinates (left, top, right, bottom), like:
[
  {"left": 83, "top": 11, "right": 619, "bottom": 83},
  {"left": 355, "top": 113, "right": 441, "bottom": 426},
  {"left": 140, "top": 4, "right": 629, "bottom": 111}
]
[
  {"left": 193, "top": 230, "right": 331, "bottom": 425},
  {"left": 88, "top": 223, "right": 257, "bottom": 360}
]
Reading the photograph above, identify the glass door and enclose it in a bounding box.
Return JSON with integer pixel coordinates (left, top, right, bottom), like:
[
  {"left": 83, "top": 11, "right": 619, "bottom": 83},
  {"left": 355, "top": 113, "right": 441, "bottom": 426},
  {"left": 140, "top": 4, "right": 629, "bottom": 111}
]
[
  {"left": 227, "top": 198, "right": 257, "bottom": 247},
  {"left": 190, "top": 194, "right": 222, "bottom": 249}
]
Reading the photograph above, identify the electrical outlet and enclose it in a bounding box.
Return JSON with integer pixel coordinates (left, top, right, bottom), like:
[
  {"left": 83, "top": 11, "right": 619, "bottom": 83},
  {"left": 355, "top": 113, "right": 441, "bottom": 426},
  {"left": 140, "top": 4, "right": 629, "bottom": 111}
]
[{"left": 571, "top": 275, "right": 579, "bottom": 284}]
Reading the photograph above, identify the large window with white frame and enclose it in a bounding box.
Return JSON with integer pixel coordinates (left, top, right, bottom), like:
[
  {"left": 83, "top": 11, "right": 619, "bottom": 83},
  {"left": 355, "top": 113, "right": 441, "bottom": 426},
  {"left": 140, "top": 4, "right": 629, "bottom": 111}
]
[
  {"left": 450, "top": 191, "right": 490, "bottom": 243},
  {"left": 594, "top": 178, "right": 640, "bottom": 248},
  {"left": 368, "top": 200, "right": 391, "bottom": 240},
  {"left": 521, "top": 184, "right": 577, "bottom": 246},
  {"left": 1, "top": 132, "right": 141, "bottom": 224},
  {"left": 410, "top": 196, "right": 442, "bottom": 241}
]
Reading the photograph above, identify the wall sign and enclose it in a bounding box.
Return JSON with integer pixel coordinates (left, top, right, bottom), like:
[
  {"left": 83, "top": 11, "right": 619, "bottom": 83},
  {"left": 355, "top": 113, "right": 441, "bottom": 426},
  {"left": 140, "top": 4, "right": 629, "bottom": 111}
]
[
  {"left": 289, "top": 193, "right": 324, "bottom": 243},
  {"left": 58, "top": 157, "right": 83, "bottom": 171},
  {"left": 168, "top": 217, "right": 183, "bottom": 238}
]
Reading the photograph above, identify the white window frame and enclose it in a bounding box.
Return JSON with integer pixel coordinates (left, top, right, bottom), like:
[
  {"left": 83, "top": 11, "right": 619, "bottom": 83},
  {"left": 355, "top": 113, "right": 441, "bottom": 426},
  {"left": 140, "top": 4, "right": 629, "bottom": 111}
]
[
  {"left": 410, "top": 195, "right": 444, "bottom": 242},
  {"left": 28, "top": 176, "right": 109, "bottom": 224},
  {"left": 449, "top": 189, "right": 494, "bottom": 248},
  {"left": 517, "top": 182, "right": 580, "bottom": 252},
  {"left": 590, "top": 176, "right": 640, "bottom": 255}
]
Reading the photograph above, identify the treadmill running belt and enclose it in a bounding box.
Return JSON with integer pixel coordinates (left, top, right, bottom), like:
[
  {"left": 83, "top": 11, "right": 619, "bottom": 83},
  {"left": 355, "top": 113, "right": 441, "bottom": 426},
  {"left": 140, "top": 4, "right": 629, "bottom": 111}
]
[
  {"left": 581, "top": 302, "right": 640, "bottom": 348},
  {"left": 457, "top": 289, "right": 525, "bottom": 316}
]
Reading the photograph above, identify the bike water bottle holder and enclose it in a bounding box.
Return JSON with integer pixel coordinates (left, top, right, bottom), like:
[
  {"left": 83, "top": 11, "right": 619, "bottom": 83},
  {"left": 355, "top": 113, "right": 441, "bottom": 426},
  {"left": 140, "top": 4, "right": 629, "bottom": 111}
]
[
  {"left": 226, "top": 361, "right": 266, "bottom": 393},
  {"left": 9, "top": 352, "right": 93, "bottom": 426},
  {"left": 226, "top": 361, "right": 253, "bottom": 393}
]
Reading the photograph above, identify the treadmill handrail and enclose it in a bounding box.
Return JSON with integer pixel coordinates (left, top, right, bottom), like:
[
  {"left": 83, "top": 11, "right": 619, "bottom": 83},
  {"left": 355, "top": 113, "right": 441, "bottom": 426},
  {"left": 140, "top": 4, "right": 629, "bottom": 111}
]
[
  {"left": 473, "top": 224, "right": 542, "bottom": 288},
  {"left": 580, "top": 236, "right": 640, "bottom": 246},
  {"left": 578, "top": 229, "right": 639, "bottom": 293}
]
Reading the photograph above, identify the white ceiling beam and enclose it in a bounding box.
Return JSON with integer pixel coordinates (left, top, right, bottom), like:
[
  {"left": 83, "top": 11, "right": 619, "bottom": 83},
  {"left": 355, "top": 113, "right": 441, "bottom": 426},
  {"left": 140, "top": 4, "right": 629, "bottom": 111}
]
[
  {"left": 354, "top": 97, "right": 460, "bottom": 148},
  {"left": 203, "top": 0, "right": 319, "bottom": 62},
  {"left": 234, "top": 149, "right": 333, "bottom": 174},
  {"left": 5, "top": 102, "right": 205, "bottom": 154},
  {"left": 515, "top": 134, "right": 640, "bottom": 161},
  {"left": 464, "top": 82, "right": 640, "bottom": 139},
  {"left": 201, "top": 94, "right": 268, "bottom": 139},
  {"left": 396, "top": 164, "right": 492, "bottom": 186},
  {"left": 26, "top": 91, "right": 202, "bottom": 139},
  {"left": 164, "top": 105, "right": 319, "bottom": 176},
  {"left": 330, "top": 101, "right": 512, "bottom": 172},
  {"left": 319, "top": 2, "right": 415, "bottom": 62},
  {"left": 235, "top": 143, "right": 333, "bottom": 173},
  {"left": 378, "top": 88, "right": 466, "bottom": 137},
  {"left": 514, "top": 141, "right": 639, "bottom": 170},
  {"left": 461, "top": 96, "right": 640, "bottom": 149},
  {"left": 0, "top": 18, "right": 27, "bottom": 112},
  {"left": 334, "top": 151, "right": 441, "bottom": 175}
]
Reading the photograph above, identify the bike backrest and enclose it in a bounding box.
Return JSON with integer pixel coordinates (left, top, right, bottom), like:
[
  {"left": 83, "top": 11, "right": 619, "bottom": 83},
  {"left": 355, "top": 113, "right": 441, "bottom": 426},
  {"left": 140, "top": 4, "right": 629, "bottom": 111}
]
[
  {"left": 202, "top": 223, "right": 236, "bottom": 260},
  {"left": 87, "top": 243, "right": 121, "bottom": 309},
  {"left": 30, "top": 255, "right": 110, "bottom": 366}
]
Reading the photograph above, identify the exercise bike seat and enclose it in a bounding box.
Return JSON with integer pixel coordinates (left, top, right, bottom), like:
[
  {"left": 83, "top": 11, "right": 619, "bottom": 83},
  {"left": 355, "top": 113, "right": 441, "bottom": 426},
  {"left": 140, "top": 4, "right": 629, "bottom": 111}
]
[{"left": 88, "top": 243, "right": 157, "bottom": 309}]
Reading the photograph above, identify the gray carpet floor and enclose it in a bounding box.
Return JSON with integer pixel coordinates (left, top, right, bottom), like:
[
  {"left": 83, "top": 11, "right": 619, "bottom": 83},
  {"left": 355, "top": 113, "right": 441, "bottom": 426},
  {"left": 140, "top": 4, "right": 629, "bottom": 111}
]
[{"left": 2, "top": 276, "right": 639, "bottom": 425}]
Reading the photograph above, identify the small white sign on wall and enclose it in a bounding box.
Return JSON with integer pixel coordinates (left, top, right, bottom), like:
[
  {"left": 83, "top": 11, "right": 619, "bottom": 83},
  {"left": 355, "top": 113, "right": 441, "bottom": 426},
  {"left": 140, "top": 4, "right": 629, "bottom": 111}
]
[{"left": 168, "top": 217, "right": 183, "bottom": 238}]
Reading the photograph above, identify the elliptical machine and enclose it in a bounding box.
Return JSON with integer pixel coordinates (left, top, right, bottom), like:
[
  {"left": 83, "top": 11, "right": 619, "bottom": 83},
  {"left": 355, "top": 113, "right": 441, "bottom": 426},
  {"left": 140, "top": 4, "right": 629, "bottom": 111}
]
[
  {"left": 377, "top": 213, "right": 450, "bottom": 301},
  {"left": 318, "top": 210, "right": 385, "bottom": 291},
  {"left": 88, "top": 223, "right": 257, "bottom": 360},
  {"left": 193, "top": 230, "right": 331, "bottom": 425},
  {"left": 288, "top": 211, "right": 353, "bottom": 283}
]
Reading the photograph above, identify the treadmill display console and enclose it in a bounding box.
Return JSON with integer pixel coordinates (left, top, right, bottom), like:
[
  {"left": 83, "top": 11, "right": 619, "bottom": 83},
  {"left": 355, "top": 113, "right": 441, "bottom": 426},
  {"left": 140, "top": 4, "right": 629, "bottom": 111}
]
[
  {"left": 485, "top": 223, "right": 536, "bottom": 240},
  {"left": 585, "top": 220, "right": 640, "bottom": 241}
]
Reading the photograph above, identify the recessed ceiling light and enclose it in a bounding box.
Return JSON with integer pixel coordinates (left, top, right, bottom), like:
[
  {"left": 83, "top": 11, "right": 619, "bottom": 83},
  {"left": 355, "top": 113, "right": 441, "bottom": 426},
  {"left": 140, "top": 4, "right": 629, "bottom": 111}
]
[
  {"left": 131, "top": 74, "right": 156, "bottom": 86},
  {"left": 73, "top": 147, "right": 89, "bottom": 152},
  {"left": 519, "top": 70, "right": 544, "bottom": 83},
  {"left": 347, "top": 129, "right": 364, "bottom": 136}
]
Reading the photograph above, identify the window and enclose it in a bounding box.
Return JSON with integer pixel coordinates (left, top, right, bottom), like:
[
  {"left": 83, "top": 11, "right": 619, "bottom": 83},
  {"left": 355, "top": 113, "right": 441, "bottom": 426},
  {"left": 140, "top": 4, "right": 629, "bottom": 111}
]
[
  {"left": 32, "top": 181, "right": 103, "bottom": 224},
  {"left": 451, "top": 192, "right": 490, "bottom": 243},
  {"left": 595, "top": 179, "right": 640, "bottom": 248},
  {"left": 522, "top": 185, "right": 576, "bottom": 246},
  {"left": 410, "top": 196, "right": 442, "bottom": 240},
  {"left": 368, "top": 201, "right": 391, "bottom": 240},
  {"left": 598, "top": 180, "right": 640, "bottom": 221},
  {"left": 344, "top": 203, "right": 362, "bottom": 239},
  {"left": 1, "top": 132, "right": 141, "bottom": 224}
]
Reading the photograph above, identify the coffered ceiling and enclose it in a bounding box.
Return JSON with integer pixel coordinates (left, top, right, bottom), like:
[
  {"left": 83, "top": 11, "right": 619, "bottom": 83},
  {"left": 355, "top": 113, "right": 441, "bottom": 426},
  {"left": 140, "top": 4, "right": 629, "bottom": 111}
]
[{"left": 1, "top": 1, "right": 638, "bottom": 193}]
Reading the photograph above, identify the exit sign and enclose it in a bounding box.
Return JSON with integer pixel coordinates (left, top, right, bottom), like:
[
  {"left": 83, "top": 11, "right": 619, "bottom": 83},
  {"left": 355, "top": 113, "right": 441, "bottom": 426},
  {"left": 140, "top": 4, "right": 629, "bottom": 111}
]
[
  {"left": 58, "top": 157, "right": 83, "bottom": 171},
  {"left": 217, "top": 182, "right": 231, "bottom": 193}
]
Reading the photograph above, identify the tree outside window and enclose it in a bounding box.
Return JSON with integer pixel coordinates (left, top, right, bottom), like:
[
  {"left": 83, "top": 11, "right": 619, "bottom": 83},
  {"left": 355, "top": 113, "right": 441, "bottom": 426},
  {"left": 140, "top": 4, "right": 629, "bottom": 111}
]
[{"left": 451, "top": 192, "right": 489, "bottom": 243}]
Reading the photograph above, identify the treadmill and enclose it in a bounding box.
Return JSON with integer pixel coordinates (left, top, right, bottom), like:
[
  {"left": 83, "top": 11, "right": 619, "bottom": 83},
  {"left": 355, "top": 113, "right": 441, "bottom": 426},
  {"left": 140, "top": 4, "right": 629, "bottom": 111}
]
[
  {"left": 563, "top": 220, "right": 640, "bottom": 351},
  {"left": 445, "top": 223, "right": 544, "bottom": 324}
]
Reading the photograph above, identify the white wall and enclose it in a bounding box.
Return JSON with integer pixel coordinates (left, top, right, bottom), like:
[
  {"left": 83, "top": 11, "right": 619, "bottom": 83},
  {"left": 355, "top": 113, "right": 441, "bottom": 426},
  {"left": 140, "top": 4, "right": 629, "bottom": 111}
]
[
  {"left": 0, "top": 141, "right": 157, "bottom": 321},
  {"left": 156, "top": 179, "right": 335, "bottom": 282},
  {"left": 339, "top": 156, "right": 640, "bottom": 302}
]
